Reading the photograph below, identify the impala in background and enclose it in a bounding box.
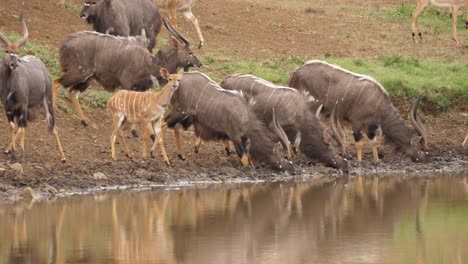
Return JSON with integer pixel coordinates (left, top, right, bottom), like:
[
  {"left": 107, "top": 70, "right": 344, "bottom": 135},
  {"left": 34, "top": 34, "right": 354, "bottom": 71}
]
[
  {"left": 155, "top": 0, "right": 205, "bottom": 48},
  {"left": 411, "top": 0, "right": 468, "bottom": 46}
]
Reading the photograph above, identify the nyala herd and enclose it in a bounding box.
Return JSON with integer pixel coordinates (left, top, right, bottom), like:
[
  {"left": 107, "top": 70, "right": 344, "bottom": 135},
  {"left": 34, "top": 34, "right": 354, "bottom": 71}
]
[{"left": 2, "top": 0, "right": 460, "bottom": 175}]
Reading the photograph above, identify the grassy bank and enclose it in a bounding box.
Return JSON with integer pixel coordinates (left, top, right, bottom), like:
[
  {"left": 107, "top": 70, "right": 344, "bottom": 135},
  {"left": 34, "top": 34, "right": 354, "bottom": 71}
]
[
  {"left": 7, "top": 35, "right": 468, "bottom": 111},
  {"left": 201, "top": 51, "right": 467, "bottom": 111},
  {"left": 373, "top": 3, "right": 468, "bottom": 39}
]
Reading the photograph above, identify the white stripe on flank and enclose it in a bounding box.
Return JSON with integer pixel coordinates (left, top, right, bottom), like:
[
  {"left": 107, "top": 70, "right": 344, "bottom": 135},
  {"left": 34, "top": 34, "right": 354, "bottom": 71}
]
[
  {"left": 429, "top": 0, "right": 452, "bottom": 8},
  {"left": 132, "top": 93, "right": 137, "bottom": 120},
  {"left": 123, "top": 91, "right": 129, "bottom": 115},
  {"left": 236, "top": 74, "right": 298, "bottom": 93},
  {"left": 188, "top": 72, "right": 240, "bottom": 95},
  {"left": 303, "top": 60, "right": 388, "bottom": 95}
]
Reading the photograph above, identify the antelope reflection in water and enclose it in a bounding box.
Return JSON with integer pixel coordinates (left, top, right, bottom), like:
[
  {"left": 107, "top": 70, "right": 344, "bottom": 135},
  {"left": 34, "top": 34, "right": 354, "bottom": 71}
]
[{"left": 0, "top": 176, "right": 467, "bottom": 263}]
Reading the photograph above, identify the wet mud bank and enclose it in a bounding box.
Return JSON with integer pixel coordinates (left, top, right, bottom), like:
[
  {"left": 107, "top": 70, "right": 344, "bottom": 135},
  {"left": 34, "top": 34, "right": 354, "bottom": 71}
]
[
  {"left": 0, "top": 143, "right": 466, "bottom": 201},
  {"left": 0, "top": 102, "right": 466, "bottom": 201}
]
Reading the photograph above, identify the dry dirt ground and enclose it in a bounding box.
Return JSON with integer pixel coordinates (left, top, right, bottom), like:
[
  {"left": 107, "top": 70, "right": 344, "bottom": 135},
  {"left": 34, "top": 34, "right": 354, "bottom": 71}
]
[{"left": 0, "top": 0, "right": 466, "bottom": 200}]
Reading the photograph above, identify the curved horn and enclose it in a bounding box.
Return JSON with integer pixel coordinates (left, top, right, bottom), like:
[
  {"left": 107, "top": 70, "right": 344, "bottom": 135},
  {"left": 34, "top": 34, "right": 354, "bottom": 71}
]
[
  {"left": 410, "top": 91, "right": 428, "bottom": 150},
  {"left": 105, "top": 27, "right": 114, "bottom": 34},
  {"left": 330, "top": 103, "right": 345, "bottom": 151},
  {"left": 335, "top": 107, "right": 347, "bottom": 154},
  {"left": 315, "top": 104, "right": 323, "bottom": 119},
  {"left": 0, "top": 32, "right": 11, "bottom": 48},
  {"left": 163, "top": 18, "right": 190, "bottom": 47},
  {"left": 15, "top": 20, "right": 28, "bottom": 49},
  {"left": 272, "top": 108, "right": 291, "bottom": 158}
]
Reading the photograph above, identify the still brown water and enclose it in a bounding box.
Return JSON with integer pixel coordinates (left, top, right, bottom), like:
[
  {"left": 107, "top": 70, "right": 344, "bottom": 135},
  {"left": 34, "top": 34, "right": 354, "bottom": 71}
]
[{"left": 1, "top": 175, "right": 467, "bottom": 264}]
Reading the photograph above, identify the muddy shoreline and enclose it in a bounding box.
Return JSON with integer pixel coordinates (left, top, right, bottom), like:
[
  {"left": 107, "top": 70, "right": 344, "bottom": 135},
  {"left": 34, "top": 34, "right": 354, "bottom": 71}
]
[
  {"left": 0, "top": 98, "right": 466, "bottom": 202},
  {"left": 0, "top": 142, "right": 466, "bottom": 201}
]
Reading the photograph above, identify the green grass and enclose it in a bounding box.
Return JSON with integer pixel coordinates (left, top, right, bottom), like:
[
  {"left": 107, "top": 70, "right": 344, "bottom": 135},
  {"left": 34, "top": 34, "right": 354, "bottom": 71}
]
[
  {"left": 323, "top": 56, "right": 468, "bottom": 110},
  {"left": 1, "top": 33, "right": 467, "bottom": 112},
  {"left": 379, "top": 4, "right": 468, "bottom": 35},
  {"left": 62, "top": 0, "right": 80, "bottom": 11},
  {"left": 200, "top": 52, "right": 467, "bottom": 111},
  {"left": 6, "top": 32, "right": 61, "bottom": 77}
]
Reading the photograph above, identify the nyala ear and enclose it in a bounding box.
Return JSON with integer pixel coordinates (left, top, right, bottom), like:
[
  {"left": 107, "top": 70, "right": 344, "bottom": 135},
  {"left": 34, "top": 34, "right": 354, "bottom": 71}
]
[
  {"left": 170, "top": 37, "right": 180, "bottom": 48},
  {"left": 410, "top": 136, "right": 422, "bottom": 146},
  {"left": 177, "top": 68, "right": 184, "bottom": 75},
  {"left": 160, "top": 68, "right": 169, "bottom": 80},
  {"left": 323, "top": 130, "right": 333, "bottom": 145}
]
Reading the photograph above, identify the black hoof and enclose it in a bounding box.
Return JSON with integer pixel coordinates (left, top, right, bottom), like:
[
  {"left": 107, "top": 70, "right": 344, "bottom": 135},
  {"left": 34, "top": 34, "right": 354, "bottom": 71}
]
[
  {"left": 418, "top": 32, "right": 423, "bottom": 40},
  {"left": 4, "top": 150, "right": 10, "bottom": 155},
  {"left": 81, "top": 120, "right": 89, "bottom": 127},
  {"left": 198, "top": 41, "right": 203, "bottom": 49},
  {"left": 9, "top": 150, "right": 17, "bottom": 160},
  {"left": 61, "top": 158, "right": 67, "bottom": 163},
  {"left": 178, "top": 154, "right": 186, "bottom": 161},
  {"left": 150, "top": 134, "right": 155, "bottom": 142},
  {"left": 225, "top": 149, "right": 231, "bottom": 156},
  {"left": 132, "top": 130, "right": 140, "bottom": 139},
  {"left": 150, "top": 151, "right": 155, "bottom": 159},
  {"left": 194, "top": 147, "right": 199, "bottom": 154}
]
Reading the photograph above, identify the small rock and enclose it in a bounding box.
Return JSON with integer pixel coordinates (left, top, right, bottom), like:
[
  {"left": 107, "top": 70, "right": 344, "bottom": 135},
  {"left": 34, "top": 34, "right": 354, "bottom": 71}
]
[
  {"left": 93, "top": 172, "right": 107, "bottom": 181},
  {"left": 19, "top": 187, "right": 34, "bottom": 200},
  {"left": 43, "top": 184, "right": 58, "bottom": 195},
  {"left": 9, "top": 163, "right": 23, "bottom": 173}
]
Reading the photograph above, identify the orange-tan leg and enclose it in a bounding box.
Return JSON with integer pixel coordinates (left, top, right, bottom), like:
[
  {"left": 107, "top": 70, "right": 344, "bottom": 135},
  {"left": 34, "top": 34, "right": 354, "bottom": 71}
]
[
  {"left": 110, "top": 115, "right": 124, "bottom": 160},
  {"left": 17, "top": 127, "right": 26, "bottom": 162},
  {"left": 182, "top": 11, "right": 204, "bottom": 49},
  {"left": 174, "top": 128, "right": 185, "bottom": 160},
  {"left": 411, "top": 1, "right": 428, "bottom": 42},
  {"left": 372, "top": 137, "right": 379, "bottom": 163},
  {"left": 151, "top": 120, "right": 170, "bottom": 165},
  {"left": 157, "top": 134, "right": 170, "bottom": 165},
  {"left": 241, "top": 153, "right": 249, "bottom": 167},
  {"left": 5, "top": 121, "right": 16, "bottom": 154},
  {"left": 118, "top": 131, "right": 131, "bottom": 159},
  {"left": 52, "top": 78, "right": 62, "bottom": 110},
  {"left": 194, "top": 136, "right": 202, "bottom": 153},
  {"left": 463, "top": 133, "right": 468, "bottom": 147},
  {"left": 141, "top": 121, "right": 150, "bottom": 160},
  {"left": 158, "top": 131, "right": 170, "bottom": 165},
  {"left": 69, "top": 89, "right": 88, "bottom": 127},
  {"left": 451, "top": 6, "right": 461, "bottom": 46},
  {"left": 223, "top": 140, "right": 231, "bottom": 155},
  {"left": 356, "top": 141, "right": 364, "bottom": 162},
  {"left": 52, "top": 127, "right": 66, "bottom": 162}
]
